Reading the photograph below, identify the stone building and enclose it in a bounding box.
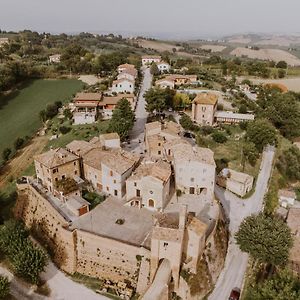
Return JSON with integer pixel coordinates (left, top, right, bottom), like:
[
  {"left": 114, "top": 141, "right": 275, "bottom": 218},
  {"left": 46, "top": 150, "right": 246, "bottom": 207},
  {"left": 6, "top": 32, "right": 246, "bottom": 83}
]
[
  {"left": 34, "top": 148, "right": 80, "bottom": 193},
  {"left": 83, "top": 148, "right": 139, "bottom": 197},
  {"left": 126, "top": 160, "right": 172, "bottom": 210},
  {"left": 170, "top": 142, "right": 216, "bottom": 199},
  {"left": 191, "top": 93, "right": 218, "bottom": 126},
  {"left": 217, "top": 168, "right": 254, "bottom": 197}
]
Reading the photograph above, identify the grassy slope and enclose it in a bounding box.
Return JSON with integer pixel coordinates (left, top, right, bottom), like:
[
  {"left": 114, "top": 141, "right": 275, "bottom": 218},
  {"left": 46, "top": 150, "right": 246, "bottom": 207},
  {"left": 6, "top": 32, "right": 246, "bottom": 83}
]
[{"left": 0, "top": 79, "right": 83, "bottom": 160}]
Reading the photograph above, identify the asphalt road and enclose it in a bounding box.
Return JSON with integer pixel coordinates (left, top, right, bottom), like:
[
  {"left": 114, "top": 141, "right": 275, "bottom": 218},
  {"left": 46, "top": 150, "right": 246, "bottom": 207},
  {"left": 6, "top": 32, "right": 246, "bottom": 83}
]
[
  {"left": 126, "top": 67, "right": 152, "bottom": 154},
  {"left": 208, "top": 146, "right": 275, "bottom": 300}
]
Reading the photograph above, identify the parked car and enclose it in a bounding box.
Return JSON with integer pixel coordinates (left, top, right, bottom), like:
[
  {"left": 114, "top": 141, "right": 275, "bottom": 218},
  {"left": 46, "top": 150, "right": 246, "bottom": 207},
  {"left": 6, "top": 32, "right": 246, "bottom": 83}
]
[{"left": 229, "top": 288, "right": 240, "bottom": 300}]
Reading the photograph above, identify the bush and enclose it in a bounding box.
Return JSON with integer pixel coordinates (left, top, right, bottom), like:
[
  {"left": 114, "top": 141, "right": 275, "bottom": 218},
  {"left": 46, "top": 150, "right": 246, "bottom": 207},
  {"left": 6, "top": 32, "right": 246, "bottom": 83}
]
[
  {"left": 212, "top": 131, "right": 227, "bottom": 143},
  {"left": 215, "top": 158, "right": 229, "bottom": 173},
  {"left": 14, "top": 137, "right": 25, "bottom": 150},
  {"left": 199, "top": 125, "right": 214, "bottom": 136},
  {"left": 0, "top": 276, "right": 9, "bottom": 299},
  {"left": 2, "top": 148, "right": 12, "bottom": 161},
  {"left": 59, "top": 126, "right": 71, "bottom": 135}
]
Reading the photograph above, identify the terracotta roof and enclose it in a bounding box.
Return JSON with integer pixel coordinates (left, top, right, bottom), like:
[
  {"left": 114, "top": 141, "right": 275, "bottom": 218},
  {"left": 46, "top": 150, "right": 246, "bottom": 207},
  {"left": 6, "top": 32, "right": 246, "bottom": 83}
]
[
  {"left": 278, "top": 189, "right": 296, "bottom": 199},
  {"left": 165, "top": 74, "right": 197, "bottom": 81},
  {"left": 187, "top": 217, "right": 207, "bottom": 235},
  {"left": 193, "top": 93, "right": 218, "bottom": 105},
  {"left": 128, "top": 161, "right": 171, "bottom": 183},
  {"left": 118, "top": 63, "right": 136, "bottom": 69},
  {"left": 74, "top": 92, "right": 102, "bottom": 101},
  {"left": 34, "top": 148, "right": 78, "bottom": 169},
  {"left": 66, "top": 140, "right": 96, "bottom": 156},
  {"left": 220, "top": 168, "right": 253, "bottom": 184},
  {"left": 264, "top": 83, "right": 288, "bottom": 93},
  {"left": 118, "top": 68, "right": 137, "bottom": 77},
  {"left": 145, "top": 121, "right": 162, "bottom": 134},
  {"left": 171, "top": 143, "right": 215, "bottom": 166},
  {"left": 83, "top": 148, "right": 139, "bottom": 174},
  {"left": 100, "top": 133, "right": 120, "bottom": 140},
  {"left": 102, "top": 94, "right": 135, "bottom": 105}
]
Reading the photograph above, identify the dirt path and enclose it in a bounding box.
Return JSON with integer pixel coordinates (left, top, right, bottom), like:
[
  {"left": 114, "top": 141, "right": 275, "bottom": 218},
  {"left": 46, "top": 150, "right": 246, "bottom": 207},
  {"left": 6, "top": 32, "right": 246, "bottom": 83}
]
[{"left": 0, "top": 135, "right": 48, "bottom": 188}]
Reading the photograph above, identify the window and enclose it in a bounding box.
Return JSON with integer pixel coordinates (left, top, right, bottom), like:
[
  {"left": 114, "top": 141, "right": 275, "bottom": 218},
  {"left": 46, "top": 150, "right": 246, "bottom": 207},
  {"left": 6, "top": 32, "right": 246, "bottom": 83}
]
[
  {"left": 113, "top": 179, "right": 116, "bottom": 184},
  {"left": 134, "top": 182, "right": 137, "bottom": 187},
  {"left": 106, "top": 186, "right": 109, "bottom": 191},
  {"left": 158, "top": 151, "right": 161, "bottom": 155},
  {"left": 62, "top": 175, "right": 65, "bottom": 179},
  {"left": 163, "top": 242, "right": 168, "bottom": 248},
  {"left": 110, "top": 170, "right": 113, "bottom": 176},
  {"left": 95, "top": 175, "right": 97, "bottom": 179},
  {"left": 114, "top": 190, "right": 118, "bottom": 196},
  {"left": 55, "top": 178, "right": 58, "bottom": 181},
  {"left": 158, "top": 143, "right": 161, "bottom": 146},
  {"left": 53, "top": 168, "right": 58, "bottom": 174},
  {"left": 189, "top": 187, "right": 195, "bottom": 194},
  {"left": 191, "top": 177, "right": 194, "bottom": 182},
  {"left": 74, "top": 161, "right": 76, "bottom": 165},
  {"left": 75, "top": 171, "right": 77, "bottom": 175},
  {"left": 136, "top": 189, "right": 141, "bottom": 197}
]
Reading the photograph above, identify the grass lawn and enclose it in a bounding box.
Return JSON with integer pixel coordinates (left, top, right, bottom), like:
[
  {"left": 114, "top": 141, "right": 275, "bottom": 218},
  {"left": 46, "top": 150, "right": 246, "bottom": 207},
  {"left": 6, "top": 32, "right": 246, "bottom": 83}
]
[{"left": 0, "top": 79, "right": 83, "bottom": 163}]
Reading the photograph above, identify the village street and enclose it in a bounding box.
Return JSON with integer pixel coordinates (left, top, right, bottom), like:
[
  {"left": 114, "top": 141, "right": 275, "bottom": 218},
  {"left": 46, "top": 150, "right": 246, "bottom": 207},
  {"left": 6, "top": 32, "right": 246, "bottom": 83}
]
[
  {"left": 209, "top": 145, "right": 275, "bottom": 300},
  {"left": 126, "top": 67, "right": 152, "bottom": 154}
]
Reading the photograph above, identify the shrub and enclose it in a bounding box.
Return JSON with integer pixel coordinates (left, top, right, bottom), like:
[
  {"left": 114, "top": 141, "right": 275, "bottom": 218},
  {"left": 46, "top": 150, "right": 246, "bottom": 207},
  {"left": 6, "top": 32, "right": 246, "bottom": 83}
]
[
  {"left": 59, "top": 126, "right": 71, "bottom": 135},
  {"left": 0, "top": 276, "right": 9, "bottom": 299},
  {"left": 2, "top": 148, "right": 12, "bottom": 161},
  {"left": 14, "top": 137, "right": 25, "bottom": 150},
  {"left": 212, "top": 131, "right": 227, "bottom": 143}
]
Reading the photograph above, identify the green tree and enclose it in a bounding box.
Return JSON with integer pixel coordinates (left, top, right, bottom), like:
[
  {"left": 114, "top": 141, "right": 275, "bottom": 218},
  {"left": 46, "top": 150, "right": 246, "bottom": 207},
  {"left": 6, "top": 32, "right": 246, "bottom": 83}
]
[
  {"left": 144, "top": 87, "right": 175, "bottom": 113},
  {"left": 172, "top": 93, "right": 191, "bottom": 110},
  {"left": 238, "top": 104, "right": 248, "bottom": 114},
  {"left": 108, "top": 98, "right": 135, "bottom": 140},
  {"left": 2, "top": 148, "right": 12, "bottom": 161},
  {"left": 14, "top": 137, "right": 25, "bottom": 150},
  {"left": 63, "top": 108, "right": 73, "bottom": 119},
  {"left": 244, "top": 269, "right": 300, "bottom": 300},
  {"left": 150, "top": 63, "right": 160, "bottom": 76},
  {"left": 278, "top": 69, "right": 286, "bottom": 78},
  {"left": 242, "top": 141, "right": 259, "bottom": 169},
  {"left": 276, "top": 60, "right": 288, "bottom": 69},
  {"left": 245, "top": 119, "right": 277, "bottom": 152},
  {"left": 179, "top": 114, "right": 195, "bottom": 130},
  {"left": 0, "top": 276, "right": 9, "bottom": 299},
  {"left": 235, "top": 213, "right": 293, "bottom": 266},
  {"left": 277, "top": 146, "right": 300, "bottom": 181},
  {"left": 211, "top": 131, "right": 227, "bottom": 143}
]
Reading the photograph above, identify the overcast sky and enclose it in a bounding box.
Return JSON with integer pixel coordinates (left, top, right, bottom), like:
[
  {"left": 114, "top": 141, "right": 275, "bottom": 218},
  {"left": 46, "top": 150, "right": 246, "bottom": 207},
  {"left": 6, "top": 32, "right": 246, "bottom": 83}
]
[{"left": 1, "top": 0, "right": 300, "bottom": 39}]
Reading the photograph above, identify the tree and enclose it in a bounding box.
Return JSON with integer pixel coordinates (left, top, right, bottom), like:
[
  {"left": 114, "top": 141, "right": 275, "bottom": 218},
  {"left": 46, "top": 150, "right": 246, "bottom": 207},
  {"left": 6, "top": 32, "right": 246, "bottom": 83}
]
[
  {"left": 14, "top": 137, "right": 25, "bottom": 150},
  {"left": 0, "top": 220, "right": 47, "bottom": 284},
  {"left": 39, "top": 110, "right": 47, "bottom": 123},
  {"left": 278, "top": 69, "right": 286, "bottom": 78},
  {"left": 150, "top": 63, "right": 160, "bottom": 76},
  {"left": 238, "top": 104, "right": 248, "bottom": 114},
  {"left": 235, "top": 213, "right": 293, "bottom": 266},
  {"left": 276, "top": 60, "right": 288, "bottom": 69},
  {"left": 2, "top": 148, "right": 11, "bottom": 161},
  {"left": 242, "top": 141, "right": 259, "bottom": 169},
  {"left": 63, "top": 108, "right": 73, "bottom": 119},
  {"left": 108, "top": 98, "right": 135, "bottom": 140},
  {"left": 245, "top": 119, "right": 277, "bottom": 152},
  {"left": 211, "top": 131, "right": 227, "bottom": 143},
  {"left": 0, "top": 276, "right": 9, "bottom": 299},
  {"left": 277, "top": 146, "right": 300, "bottom": 181},
  {"left": 172, "top": 93, "right": 191, "bottom": 110},
  {"left": 244, "top": 269, "right": 300, "bottom": 300},
  {"left": 144, "top": 87, "right": 175, "bottom": 113},
  {"left": 179, "top": 114, "right": 198, "bottom": 131},
  {"left": 59, "top": 126, "right": 71, "bottom": 134}
]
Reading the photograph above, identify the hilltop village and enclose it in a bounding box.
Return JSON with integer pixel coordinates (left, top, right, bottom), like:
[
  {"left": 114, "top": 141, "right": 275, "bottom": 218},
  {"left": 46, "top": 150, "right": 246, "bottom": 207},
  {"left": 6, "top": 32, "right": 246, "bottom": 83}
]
[
  {"left": 1, "top": 31, "right": 300, "bottom": 300},
  {"left": 14, "top": 57, "right": 235, "bottom": 299}
]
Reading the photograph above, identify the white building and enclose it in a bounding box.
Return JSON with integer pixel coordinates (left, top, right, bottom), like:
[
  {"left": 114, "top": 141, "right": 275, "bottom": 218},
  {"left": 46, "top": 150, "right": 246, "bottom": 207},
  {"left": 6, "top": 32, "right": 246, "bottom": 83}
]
[
  {"left": 214, "top": 111, "right": 255, "bottom": 124},
  {"left": 142, "top": 55, "right": 162, "bottom": 66},
  {"left": 278, "top": 189, "right": 296, "bottom": 208},
  {"left": 112, "top": 79, "right": 135, "bottom": 94},
  {"left": 156, "top": 61, "right": 171, "bottom": 73},
  {"left": 217, "top": 168, "right": 254, "bottom": 197},
  {"left": 155, "top": 79, "right": 175, "bottom": 89},
  {"left": 126, "top": 161, "right": 172, "bottom": 210},
  {"left": 170, "top": 142, "right": 216, "bottom": 199},
  {"left": 117, "top": 71, "right": 136, "bottom": 82}
]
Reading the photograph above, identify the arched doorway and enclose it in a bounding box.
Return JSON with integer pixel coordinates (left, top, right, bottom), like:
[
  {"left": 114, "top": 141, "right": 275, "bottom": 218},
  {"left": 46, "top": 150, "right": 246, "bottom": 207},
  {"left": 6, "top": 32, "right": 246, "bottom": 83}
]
[{"left": 148, "top": 199, "right": 155, "bottom": 207}]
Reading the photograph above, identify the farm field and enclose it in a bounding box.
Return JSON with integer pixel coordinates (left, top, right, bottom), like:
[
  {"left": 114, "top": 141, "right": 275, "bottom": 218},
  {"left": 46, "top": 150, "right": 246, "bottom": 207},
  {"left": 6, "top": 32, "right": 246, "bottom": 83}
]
[
  {"left": 231, "top": 47, "right": 300, "bottom": 66},
  {"left": 0, "top": 79, "right": 83, "bottom": 163}
]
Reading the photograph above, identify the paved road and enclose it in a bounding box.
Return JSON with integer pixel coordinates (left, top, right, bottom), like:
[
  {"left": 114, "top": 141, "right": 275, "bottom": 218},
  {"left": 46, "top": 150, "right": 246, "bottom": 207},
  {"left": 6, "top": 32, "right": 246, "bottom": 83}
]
[
  {"left": 41, "top": 261, "right": 108, "bottom": 300},
  {"left": 208, "top": 146, "right": 275, "bottom": 300},
  {"left": 0, "top": 266, "right": 45, "bottom": 300},
  {"left": 126, "top": 67, "right": 152, "bottom": 154}
]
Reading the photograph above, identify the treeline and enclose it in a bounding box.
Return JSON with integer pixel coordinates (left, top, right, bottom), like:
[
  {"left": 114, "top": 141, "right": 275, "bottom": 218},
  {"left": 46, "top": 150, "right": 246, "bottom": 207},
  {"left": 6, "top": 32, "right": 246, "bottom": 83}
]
[{"left": 0, "top": 220, "right": 47, "bottom": 284}]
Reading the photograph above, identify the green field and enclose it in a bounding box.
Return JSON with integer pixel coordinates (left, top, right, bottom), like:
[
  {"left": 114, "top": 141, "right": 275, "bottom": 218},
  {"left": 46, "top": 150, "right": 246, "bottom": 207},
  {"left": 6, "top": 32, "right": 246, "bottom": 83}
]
[{"left": 0, "top": 79, "right": 83, "bottom": 161}]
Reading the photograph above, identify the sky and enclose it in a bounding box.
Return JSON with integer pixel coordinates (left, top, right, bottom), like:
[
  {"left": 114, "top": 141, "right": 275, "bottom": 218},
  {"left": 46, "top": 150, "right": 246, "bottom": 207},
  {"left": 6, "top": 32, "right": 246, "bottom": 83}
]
[{"left": 1, "top": 0, "right": 300, "bottom": 39}]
